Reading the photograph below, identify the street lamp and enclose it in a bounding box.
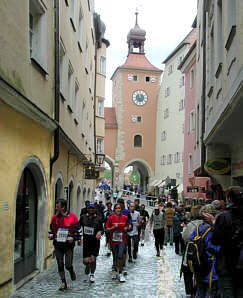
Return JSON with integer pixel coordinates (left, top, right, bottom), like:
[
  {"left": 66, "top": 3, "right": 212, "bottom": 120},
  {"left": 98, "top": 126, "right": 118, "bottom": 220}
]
[{"left": 95, "top": 153, "right": 105, "bottom": 166}]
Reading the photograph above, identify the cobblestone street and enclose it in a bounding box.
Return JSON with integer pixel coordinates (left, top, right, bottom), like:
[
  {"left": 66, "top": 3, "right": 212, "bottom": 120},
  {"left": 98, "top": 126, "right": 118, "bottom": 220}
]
[{"left": 11, "top": 231, "right": 186, "bottom": 298}]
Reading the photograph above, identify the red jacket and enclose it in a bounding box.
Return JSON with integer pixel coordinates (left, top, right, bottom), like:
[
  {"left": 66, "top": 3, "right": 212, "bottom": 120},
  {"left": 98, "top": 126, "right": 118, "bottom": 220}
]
[
  {"left": 49, "top": 212, "right": 80, "bottom": 246},
  {"left": 105, "top": 214, "right": 128, "bottom": 245}
]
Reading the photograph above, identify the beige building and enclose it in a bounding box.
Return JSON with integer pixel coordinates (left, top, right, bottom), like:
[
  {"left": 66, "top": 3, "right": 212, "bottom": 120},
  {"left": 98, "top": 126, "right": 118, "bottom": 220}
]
[
  {"left": 155, "top": 30, "right": 196, "bottom": 191},
  {"left": 196, "top": 0, "right": 243, "bottom": 188},
  {"left": 0, "top": 0, "right": 108, "bottom": 296}
]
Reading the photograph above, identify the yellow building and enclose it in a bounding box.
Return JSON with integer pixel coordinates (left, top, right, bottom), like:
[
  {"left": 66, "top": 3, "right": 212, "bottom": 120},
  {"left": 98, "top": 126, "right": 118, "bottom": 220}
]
[{"left": 0, "top": 0, "right": 108, "bottom": 296}]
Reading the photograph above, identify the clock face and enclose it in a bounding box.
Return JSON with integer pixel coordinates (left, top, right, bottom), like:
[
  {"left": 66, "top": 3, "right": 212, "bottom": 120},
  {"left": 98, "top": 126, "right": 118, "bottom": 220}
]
[{"left": 132, "top": 90, "right": 148, "bottom": 106}]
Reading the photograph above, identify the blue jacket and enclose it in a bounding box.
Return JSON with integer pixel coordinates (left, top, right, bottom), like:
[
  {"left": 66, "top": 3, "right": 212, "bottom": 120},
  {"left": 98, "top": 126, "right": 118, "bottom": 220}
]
[
  {"left": 190, "top": 222, "right": 220, "bottom": 283},
  {"left": 122, "top": 208, "right": 133, "bottom": 227}
]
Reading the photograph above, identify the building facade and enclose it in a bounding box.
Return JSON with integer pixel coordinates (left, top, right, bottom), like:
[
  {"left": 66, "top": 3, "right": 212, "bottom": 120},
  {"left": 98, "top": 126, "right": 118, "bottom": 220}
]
[
  {"left": 0, "top": 1, "right": 108, "bottom": 296},
  {"left": 104, "top": 13, "right": 162, "bottom": 191},
  {"left": 196, "top": 0, "right": 243, "bottom": 189},
  {"left": 155, "top": 29, "right": 196, "bottom": 193}
]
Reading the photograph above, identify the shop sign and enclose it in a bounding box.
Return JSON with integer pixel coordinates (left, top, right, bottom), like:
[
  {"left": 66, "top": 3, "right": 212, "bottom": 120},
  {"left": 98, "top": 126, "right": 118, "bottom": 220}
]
[{"left": 204, "top": 159, "right": 231, "bottom": 175}]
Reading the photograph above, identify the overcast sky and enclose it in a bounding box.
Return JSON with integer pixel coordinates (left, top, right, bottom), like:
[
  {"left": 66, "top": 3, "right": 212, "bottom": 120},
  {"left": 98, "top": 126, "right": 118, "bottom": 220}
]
[{"left": 95, "top": 0, "right": 197, "bottom": 106}]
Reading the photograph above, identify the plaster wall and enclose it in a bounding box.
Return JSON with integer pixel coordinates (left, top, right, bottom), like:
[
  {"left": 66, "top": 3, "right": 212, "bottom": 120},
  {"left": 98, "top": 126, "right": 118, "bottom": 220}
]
[
  {"left": 0, "top": 0, "right": 54, "bottom": 117},
  {"left": 156, "top": 45, "right": 189, "bottom": 185},
  {"left": 0, "top": 103, "right": 52, "bottom": 296}
]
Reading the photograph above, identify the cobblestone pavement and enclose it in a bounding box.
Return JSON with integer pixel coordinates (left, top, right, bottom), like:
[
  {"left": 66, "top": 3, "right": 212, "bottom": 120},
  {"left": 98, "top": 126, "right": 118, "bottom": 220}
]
[{"left": 11, "top": 231, "right": 186, "bottom": 298}]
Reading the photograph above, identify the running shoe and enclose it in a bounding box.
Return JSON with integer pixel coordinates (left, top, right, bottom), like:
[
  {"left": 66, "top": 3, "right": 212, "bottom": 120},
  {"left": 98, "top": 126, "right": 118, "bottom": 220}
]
[
  {"left": 119, "top": 273, "right": 126, "bottom": 283},
  {"left": 59, "top": 281, "right": 67, "bottom": 291},
  {"left": 156, "top": 251, "right": 160, "bottom": 257},
  {"left": 85, "top": 264, "right": 90, "bottom": 275},
  {"left": 89, "top": 274, "right": 95, "bottom": 283},
  {"left": 70, "top": 270, "right": 76, "bottom": 281}
]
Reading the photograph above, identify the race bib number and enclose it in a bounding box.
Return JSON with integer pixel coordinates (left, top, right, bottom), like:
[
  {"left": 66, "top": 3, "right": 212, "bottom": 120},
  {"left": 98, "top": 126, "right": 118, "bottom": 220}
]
[
  {"left": 56, "top": 228, "right": 69, "bottom": 242},
  {"left": 112, "top": 232, "right": 123, "bottom": 242},
  {"left": 84, "top": 226, "right": 94, "bottom": 235}
]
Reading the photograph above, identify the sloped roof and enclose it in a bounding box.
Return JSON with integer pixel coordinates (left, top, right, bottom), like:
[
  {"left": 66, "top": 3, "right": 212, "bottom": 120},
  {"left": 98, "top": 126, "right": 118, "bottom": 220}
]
[
  {"left": 121, "top": 53, "right": 161, "bottom": 71},
  {"left": 163, "top": 28, "right": 197, "bottom": 64},
  {"left": 104, "top": 107, "right": 117, "bottom": 128},
  {"left": 111, "top": 53, "right": 162, "bottom": 79}
]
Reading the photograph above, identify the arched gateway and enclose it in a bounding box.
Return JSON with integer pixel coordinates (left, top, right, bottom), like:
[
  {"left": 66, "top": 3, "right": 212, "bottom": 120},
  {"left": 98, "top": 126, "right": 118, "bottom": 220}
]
[{"left": 104, "top": 12, "right": 162, "bottom": 191}]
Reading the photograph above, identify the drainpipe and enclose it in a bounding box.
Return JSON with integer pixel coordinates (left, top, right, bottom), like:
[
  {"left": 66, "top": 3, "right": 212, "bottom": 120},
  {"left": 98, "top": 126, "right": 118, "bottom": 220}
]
[
  {"left": 50, "top": 0, "right": 60, "bottom": 182},
  {"left": 200, "top": 2, "right": 207, "bottom": 177}
]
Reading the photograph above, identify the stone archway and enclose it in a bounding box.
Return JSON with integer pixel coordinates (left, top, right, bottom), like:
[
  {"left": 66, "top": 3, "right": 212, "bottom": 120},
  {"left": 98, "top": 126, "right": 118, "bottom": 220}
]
[
  {"left": 104, "top": 155, "right": 115, "bottom": 189},
  {"left": 14, "top": 157, "right": 48, "bottom": 284},
  {"left": 121, "top": 158, "right": 153, "bottom": 193}
]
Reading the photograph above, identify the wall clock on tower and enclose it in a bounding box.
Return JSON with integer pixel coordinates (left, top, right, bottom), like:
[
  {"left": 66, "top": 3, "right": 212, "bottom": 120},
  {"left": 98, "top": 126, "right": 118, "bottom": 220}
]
[{"left": 132, "top": 90, "right": 148, "bottom": 106}]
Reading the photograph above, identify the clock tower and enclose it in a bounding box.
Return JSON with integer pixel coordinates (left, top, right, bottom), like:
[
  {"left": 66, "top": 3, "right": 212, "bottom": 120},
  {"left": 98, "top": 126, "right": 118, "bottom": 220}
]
[{"left": 104, "top": 12, "right": 162, "bottom": 191}]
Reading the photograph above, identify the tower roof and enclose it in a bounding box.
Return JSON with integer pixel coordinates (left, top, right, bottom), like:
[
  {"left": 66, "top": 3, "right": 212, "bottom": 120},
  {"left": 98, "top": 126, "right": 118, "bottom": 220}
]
[
  {"left": 121, "top": 53, "right": 161, "bottom": 71},
  {"left": 127, "top": 11, "right": 146, "bottom": 54}
]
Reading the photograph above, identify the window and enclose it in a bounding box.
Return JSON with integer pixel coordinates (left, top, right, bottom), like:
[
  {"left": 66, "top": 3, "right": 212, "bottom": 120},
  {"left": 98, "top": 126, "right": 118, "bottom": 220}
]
[
  {"left": 174, "top": 152, "right": 180, "bottom": 163},
  {"left": 85, "top": 39, "right": 89, "bottom": 71},
  {"left": 179, "top": 99, "right": 184, "bottom": 111},
  {"left": 196, "top": 105, "right": 200, "bottom": 144},
  {"left": 178, "top": 55, "right": 184, "bottom": 66},
  {"left": 216, "top": 0, "right": 223, "bottom": 64},
  {"left": 176, "top": 173, "right": 180, "bottom": 178},
  {"left": 190, "top": 69, "right": 194, "bottom": 89},
  {"left": 100, "top": 56, "right": 106, "bottom": 76},
  {"left": 97, "top": 98, "right": 104, "bottom": 117},
  {"left": 188, "top": 111, "right": 195, "bottom": 133},
  {"left": 81, "top": 102, "right": 85, "bottom": 134},
  {"left": 164, "top": 108, "right": 169, "bottom": 119},
  {"left": 151, "top": 77, "right": 156, "bottom": 83},
  {"left": 68, "top": 63, "right": 74, "bottom": 110},
  {"left": 179, "top": 76, "right": 185, "bottom": 87},
  {"left": 162, "top": 155, "right": 166, "bottom": 165},
  {"left": 89, "top": 62, "right": 93, "bottom": 92},
  {"left": 74, "top": 81, "right": 79, "bottom": 123},
  {"left": 78, "top": 6, "right": 83, "bottom": 49},
  {"left": 165, "top": 87, "right": 170, "bottom": 97},
  {"left": 210, "top": 27, "right": 215, "bottom": 84},
  {"left": 226, "top": 0, "right": 236, "bottom": 37},
  {"left": 161, "top": 130, "right": 166, "bottom": 141},
  {"left": 134, "top": 135, "right": 142, "bottom": 147},
  {"left": 70, "top": 0, "right": 76, "bottom": 29},
  {"left": 145, "top": 76, "right": 150, "bottom": 82},
  {"left": 168, "top": 64, "right": 173, "bottom": 75},
  {"left": 89, "top": 123, "right": 93, "bottom": 149},
  {"left": 167, "top": 154, "right": 172, "bottom": 165},
  {"left": 137, "top": 116, "right": 142, "bottom": 122},
  {"left": 188, "top": 154, "right": 192, "bottom": 175},
  {"left": 97, "top": 138, "right": 104, "bottom": 154},
  {"left": 59, "top": 41, "right": 66, "bottom": 97},
  {"left": 128, "top": 74, "right": 138, "bottom": 81},
  {"left": 29, "top": 0, "right": 47, "bottom": 70},
  {"left": 181, "top": 151, "right": 184, "bottom": 162}
]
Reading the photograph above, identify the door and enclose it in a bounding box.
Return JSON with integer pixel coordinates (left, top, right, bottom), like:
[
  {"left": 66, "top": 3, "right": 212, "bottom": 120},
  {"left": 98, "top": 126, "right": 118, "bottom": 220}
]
[{"left": 14, "top": 168, "right": 37, "bottom": 284}]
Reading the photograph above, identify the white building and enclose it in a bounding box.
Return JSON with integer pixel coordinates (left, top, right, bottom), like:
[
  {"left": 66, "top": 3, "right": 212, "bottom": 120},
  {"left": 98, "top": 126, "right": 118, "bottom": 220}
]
[{"left": 155, "top": 30, "right": 196, "bottom": 189}]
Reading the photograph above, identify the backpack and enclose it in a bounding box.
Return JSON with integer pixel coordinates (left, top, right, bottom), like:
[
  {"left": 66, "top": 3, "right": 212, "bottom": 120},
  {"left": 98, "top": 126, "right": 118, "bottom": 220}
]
[{"left": 186, "top": 223, "right": 213, "bottom": 277}]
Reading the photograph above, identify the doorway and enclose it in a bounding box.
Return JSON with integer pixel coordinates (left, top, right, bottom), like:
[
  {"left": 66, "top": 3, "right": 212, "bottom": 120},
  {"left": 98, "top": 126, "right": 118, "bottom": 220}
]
[{"left": 14, "top": 168, "right": 37, "bottom": 284}]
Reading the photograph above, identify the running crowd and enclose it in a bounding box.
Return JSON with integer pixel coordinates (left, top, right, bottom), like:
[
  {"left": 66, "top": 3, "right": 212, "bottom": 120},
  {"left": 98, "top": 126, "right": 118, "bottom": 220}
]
[
  {"left": 48, "top": 186, "right": 243, "bottom": 298},
  {"left": 48, "top": 196, "right": 151, "bottom": 291}
]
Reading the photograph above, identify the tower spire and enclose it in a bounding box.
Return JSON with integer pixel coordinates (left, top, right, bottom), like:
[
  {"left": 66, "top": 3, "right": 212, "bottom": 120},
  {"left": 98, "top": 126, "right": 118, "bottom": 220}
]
[{"left": 135, "top": 8, "right": 138, "bottom": 26}]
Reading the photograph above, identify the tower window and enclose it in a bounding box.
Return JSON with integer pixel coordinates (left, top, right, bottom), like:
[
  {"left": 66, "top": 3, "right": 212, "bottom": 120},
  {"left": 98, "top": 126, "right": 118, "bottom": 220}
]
[
  {"left": 137, "top": 116, "right": 142, "bottom": 122},
  {"left": 145, "top": 76, "right": 150, "bottom": 82},
  {"left": 134, "top": 135, "right": 142, "bottom": 147},
  {"left": 133, "top": 75, "right": 138, "bottom": 81}
]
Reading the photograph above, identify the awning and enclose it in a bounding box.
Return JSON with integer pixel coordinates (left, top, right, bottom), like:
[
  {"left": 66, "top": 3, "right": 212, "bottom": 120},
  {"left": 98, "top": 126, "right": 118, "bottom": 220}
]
[
  {"left": 154, "top": 179, "right": 164, "bottom": 187},
  {"left": 158, "top": 180, "right": 166, "bottom": 187},
  {"left": 150, "top": 179, "right": 159, "bottom": 187}
]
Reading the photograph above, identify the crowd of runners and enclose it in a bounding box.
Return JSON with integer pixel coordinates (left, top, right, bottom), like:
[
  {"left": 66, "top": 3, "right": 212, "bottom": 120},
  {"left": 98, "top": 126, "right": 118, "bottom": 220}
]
[{"left": 48, "top": 186, "right": 243, "bottom": 297}]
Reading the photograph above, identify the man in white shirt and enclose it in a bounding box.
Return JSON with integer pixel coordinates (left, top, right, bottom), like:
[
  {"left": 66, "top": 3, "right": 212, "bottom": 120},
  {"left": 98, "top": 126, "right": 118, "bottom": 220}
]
[{"left": 127, "top": 202, "right": 141, "bottom": 262}]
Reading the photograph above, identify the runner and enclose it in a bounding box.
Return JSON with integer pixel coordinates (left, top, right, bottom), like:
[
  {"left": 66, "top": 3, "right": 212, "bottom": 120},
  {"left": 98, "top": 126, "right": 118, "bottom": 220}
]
[
  {"left": 79, "top": 203, "right": 104, "bottom": 283},
  {"left": 139, "top": 204, "right": 150, "bottom": 246},
  {"left": 127, "top": 202, "right": 141, "bottom": 262},
  {"left": 104, "top": 201, "right": 113, "bottom": 256},
  {"left": 106, "top": 203, "right": 129, "bottom": 282},
  {"left": 48, "top": 199, "right": 80, "bottom": 291},
  {"left": 150, "top": 205, "right": 166, "bottom": 256}
]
